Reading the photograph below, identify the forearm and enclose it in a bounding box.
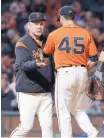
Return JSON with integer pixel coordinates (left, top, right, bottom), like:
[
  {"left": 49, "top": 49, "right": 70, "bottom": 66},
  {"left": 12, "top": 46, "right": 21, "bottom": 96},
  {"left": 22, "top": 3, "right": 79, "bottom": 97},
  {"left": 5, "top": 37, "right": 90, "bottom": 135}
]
[
  {"left": 99, "top": 50, "right": 104, "bottom": 62},
  {"left": 87, "top": 61, "right": 97, "bottom": 69},
  {"left": 21, "top": 60, "right": 37, "bottom": 71},
  {"left": 97, "top": 61, "right": 104, "bottom": 72},
  {"left": 94, "top": 50, "right": 104, "bottom": 81},
  {"left": 15, "top": 46, "right": 37, "bottom": 72},
  {"left": 97, "top": 50, "right": 104, "bottom": 72},
  {"left": 87, "top": 55, "right": 98, "bottom": 69}
]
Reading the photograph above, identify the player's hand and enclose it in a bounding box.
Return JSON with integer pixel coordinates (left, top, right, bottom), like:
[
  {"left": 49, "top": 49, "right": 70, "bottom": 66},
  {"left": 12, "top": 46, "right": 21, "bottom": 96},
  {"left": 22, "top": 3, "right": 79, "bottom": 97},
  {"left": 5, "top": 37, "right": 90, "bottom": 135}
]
[
  {"left": 87, "top": 60, "right": 97, "bottom": 69},
  {"left": 36, "top": 59, "right": 48, "bottom": 67}
]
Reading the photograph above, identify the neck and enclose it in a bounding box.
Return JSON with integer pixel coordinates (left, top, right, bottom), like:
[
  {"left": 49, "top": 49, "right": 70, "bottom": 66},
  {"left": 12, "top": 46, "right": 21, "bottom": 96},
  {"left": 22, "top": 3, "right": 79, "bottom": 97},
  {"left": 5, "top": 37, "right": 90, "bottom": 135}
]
[
  {"left": 63, "top": 20, "right": 75, "bottom": 27},
  {"left": 35, "top": 35, "right": 40, "bottom": 40},
  {"left": 28, "top": 33, "right": 43, "bottom": 46}
]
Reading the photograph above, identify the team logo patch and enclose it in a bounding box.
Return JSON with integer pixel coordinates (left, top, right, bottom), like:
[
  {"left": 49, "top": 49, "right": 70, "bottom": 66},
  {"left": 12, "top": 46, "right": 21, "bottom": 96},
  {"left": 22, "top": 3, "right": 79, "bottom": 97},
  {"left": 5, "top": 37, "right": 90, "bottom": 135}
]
[{"left": 32, "top": 49, "right": 43, "bottom": 60}]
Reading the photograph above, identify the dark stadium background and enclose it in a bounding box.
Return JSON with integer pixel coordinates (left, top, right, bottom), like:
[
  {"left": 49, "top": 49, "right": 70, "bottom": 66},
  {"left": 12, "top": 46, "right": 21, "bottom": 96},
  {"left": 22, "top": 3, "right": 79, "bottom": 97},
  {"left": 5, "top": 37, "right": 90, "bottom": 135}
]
[{"left": 1, "top": 0, "right": 104, "bottom": 137}]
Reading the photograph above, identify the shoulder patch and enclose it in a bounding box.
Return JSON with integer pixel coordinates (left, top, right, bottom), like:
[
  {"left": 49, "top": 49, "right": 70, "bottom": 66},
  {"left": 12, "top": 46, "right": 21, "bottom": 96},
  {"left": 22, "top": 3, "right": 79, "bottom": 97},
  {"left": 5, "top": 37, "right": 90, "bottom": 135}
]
[{"left": 16, "top": 42, "right": 27, "bottom": 48}]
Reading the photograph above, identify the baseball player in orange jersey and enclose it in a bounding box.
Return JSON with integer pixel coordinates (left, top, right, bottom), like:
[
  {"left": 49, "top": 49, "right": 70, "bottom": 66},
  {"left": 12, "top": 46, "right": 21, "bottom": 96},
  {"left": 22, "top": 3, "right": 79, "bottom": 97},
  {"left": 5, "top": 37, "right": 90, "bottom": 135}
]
[{"left": 43, "top": 6, "right": 99, "bottom": 138}]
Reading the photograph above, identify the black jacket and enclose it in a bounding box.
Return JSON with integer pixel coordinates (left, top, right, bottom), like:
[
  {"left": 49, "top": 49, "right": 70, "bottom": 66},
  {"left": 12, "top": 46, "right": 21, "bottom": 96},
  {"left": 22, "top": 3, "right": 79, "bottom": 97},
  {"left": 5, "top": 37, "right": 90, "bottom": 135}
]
[{"left": 15, "top": 34, "right": 55, "bottom": 93}]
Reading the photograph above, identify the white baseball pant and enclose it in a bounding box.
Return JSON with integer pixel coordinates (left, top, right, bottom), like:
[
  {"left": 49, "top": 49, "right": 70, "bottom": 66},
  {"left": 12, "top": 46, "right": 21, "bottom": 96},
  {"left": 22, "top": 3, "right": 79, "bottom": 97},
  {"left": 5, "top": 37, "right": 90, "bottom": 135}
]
[
  {"left": 55, "top": 66, "right": 98, "bottom": 138},
  {"left": 10, "top": 92, "right": 53, "bottom": 138}
]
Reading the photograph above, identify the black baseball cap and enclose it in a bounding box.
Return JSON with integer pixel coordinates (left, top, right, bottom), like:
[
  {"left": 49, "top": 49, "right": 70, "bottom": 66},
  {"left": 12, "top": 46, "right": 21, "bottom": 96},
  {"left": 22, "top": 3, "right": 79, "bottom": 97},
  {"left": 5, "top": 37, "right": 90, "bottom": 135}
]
[
  {"left": 57, "top": 6, "right": 75, "bottom": 21},
  {"left": 28, "top": 12, "right": 46, "bottom": 22}
]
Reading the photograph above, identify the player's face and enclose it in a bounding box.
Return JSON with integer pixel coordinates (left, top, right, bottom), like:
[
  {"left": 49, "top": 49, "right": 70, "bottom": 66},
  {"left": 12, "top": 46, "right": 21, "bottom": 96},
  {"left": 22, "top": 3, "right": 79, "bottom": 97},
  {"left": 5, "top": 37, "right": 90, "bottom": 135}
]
[{"left": 29, "top": 21, "right": 45, "bottom": 37}]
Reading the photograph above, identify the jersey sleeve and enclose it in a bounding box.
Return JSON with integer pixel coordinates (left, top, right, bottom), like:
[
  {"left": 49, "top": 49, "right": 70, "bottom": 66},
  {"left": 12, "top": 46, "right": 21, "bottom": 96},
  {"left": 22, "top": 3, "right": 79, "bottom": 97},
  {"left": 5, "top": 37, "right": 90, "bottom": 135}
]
[
  {"left": 88, "top": 34, "right": 98, "bottom": 56},
  {"left": 43, "top": 33, "right": 55, "bottom": 55}
]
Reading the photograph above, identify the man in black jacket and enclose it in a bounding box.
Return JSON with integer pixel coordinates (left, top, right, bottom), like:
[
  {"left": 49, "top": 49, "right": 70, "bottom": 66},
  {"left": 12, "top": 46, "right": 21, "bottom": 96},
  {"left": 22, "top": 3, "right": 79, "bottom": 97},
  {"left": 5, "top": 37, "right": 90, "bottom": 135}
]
[{"left": 10, "top": 12, "right": 55, "bottom": 138}]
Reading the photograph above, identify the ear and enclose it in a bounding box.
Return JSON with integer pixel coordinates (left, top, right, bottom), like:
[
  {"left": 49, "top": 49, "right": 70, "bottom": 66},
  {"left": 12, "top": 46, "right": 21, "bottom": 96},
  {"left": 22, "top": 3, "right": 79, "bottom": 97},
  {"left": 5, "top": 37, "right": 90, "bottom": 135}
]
[{"left": 60, "top": 16, "right": 64, "bottom": 23}]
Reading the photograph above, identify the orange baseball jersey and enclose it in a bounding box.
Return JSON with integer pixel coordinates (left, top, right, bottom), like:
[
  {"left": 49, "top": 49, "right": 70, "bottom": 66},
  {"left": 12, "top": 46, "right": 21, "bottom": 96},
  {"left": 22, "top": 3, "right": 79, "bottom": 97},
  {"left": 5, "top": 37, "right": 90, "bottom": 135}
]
[{"left": 44, "top": 25, "right": 98, "bottom": 69}]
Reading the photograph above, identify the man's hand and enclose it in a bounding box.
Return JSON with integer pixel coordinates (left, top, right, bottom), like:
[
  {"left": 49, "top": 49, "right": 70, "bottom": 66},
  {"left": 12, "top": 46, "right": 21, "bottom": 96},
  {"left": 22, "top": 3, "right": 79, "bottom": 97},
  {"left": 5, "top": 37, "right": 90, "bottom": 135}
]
[
  {"left": 43, "top": 57, "right": 49, "bottom": 65},
  {"left": 36, "top": 59, "right": 48, "bottom": 67},
  {"left": 87, "top": 60, "right": 97, "bottom": 69}
]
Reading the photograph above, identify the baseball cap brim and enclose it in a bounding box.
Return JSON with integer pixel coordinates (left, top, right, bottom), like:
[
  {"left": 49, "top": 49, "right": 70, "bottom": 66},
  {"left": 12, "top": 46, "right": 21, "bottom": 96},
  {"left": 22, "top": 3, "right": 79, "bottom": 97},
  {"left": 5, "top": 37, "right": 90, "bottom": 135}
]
[{"left": 29, "top": 18, "right": 46, "bottom": 22}]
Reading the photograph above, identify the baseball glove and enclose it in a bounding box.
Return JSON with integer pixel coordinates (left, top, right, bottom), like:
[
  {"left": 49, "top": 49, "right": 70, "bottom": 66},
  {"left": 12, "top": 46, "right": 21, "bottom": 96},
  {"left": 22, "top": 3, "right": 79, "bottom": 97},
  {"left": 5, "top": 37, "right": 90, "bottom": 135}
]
[{"left": 86, "top": 76, "right": 104, "bottom": 101}]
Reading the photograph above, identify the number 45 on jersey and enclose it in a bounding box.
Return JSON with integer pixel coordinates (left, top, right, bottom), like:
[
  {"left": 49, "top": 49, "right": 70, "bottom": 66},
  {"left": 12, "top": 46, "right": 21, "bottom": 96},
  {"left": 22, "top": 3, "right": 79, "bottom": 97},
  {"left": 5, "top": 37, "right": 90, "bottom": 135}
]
[{"left": 58, "top": 36, "right": 85, "bottom": 54}]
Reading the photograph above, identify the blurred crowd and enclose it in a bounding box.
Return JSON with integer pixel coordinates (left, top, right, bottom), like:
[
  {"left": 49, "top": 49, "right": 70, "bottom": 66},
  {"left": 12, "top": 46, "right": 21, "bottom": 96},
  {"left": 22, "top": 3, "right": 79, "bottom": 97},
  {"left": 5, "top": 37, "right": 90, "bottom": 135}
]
[{"left": 1, "top": 0, "right": 104, "bottom": 113}]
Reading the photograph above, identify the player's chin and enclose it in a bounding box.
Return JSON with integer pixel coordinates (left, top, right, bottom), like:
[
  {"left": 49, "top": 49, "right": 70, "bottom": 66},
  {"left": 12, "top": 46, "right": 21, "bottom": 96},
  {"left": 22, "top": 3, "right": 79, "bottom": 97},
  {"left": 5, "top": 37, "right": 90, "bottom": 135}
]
[{"left": 35, "top": 32, "right": 43, "bottom": 37}]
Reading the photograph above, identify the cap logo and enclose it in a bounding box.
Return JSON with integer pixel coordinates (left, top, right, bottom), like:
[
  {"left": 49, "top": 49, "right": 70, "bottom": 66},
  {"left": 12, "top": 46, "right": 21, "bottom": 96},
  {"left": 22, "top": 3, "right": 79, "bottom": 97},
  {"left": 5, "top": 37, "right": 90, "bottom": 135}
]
[
  {"left": 36, "top": 13, "right": 41, "bottom": 18},
  {"left": 68, "top": 11, "right": 71, "bottom": 13}
]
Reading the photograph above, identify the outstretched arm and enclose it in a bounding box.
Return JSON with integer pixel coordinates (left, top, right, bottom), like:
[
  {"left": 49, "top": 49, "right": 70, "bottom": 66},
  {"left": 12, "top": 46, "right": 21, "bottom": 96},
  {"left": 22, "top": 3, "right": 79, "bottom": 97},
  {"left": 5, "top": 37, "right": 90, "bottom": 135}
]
[{"left": 94, "top": 49, "right": 104, "bottom": 81}]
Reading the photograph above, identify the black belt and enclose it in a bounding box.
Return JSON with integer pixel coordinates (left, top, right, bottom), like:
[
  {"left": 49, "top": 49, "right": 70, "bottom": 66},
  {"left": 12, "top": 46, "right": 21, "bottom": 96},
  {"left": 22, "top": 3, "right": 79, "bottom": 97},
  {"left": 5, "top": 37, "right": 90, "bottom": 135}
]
[{"left": 62, "top": 65, "right": 86, "bottom": 68}]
